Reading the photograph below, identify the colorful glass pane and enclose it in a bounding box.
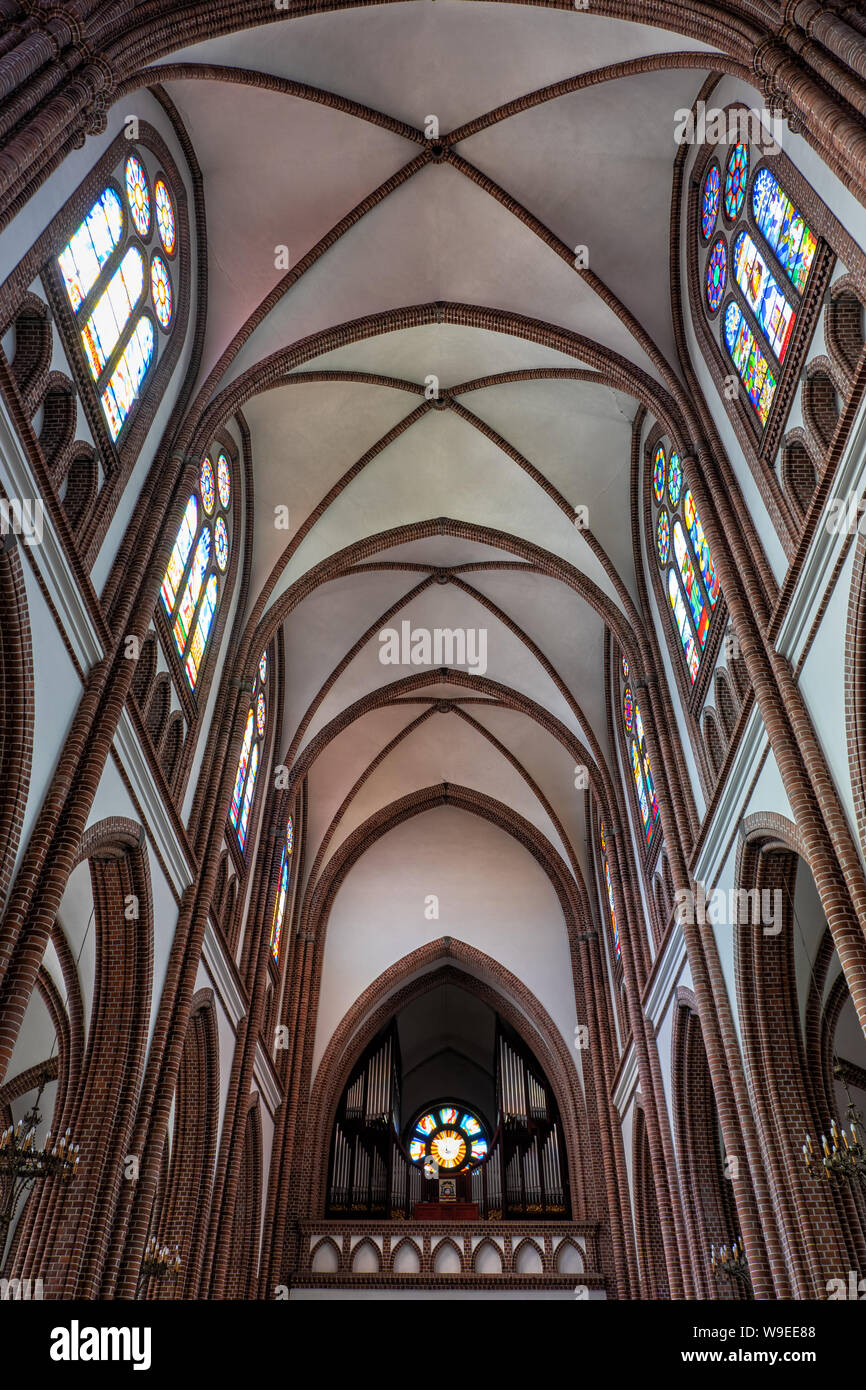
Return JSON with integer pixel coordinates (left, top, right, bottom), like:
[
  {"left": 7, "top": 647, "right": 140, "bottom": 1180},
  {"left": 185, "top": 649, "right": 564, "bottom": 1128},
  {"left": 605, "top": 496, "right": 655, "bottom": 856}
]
[
  {"left": 604, "top": 858, "right": 620, "bottom": 957},
  {"left": 100, "top": 315, "right": 154, "bottom": 439},
  {"left": 154, "top": 180, "right": 176, "bottom": 255},
  {"left": 673, "top": 520, "right": 709, "bottom": 647},
  {"left": 706, "top": 238, "right": 727, "bottom": 313},
  {"left": 653, "top": 446, "right": 666, "bottom": 503},
  {"left": 668, "top": 452, "right": 683, "bottom": 507},
  {"left": 631, "top": 739, "right": 651, "bottom": 842},
  {"left": 256, "top": 690, "right": 266, "bottom": 736},
  {"left": 416, "top": 1113, "right": 436, "bottom": 1136},
  {"left": 237, "top": 742, "right": 259, "bottom": 849},
  {"left": 470, "top": 1139, "right": 488, "bottom": 1160},
  {"left": 752, "top": 168, "right": 816, "bottom": 293},
  {"left": 668, "top": 568, "right": 700, "bottom": 683},
  {"left": 125, "top": 156, "right": 150, "bottom": 237},
  {"left": 623, "top": 686, "right": 633, "bottom": 732},
  {"left": 217, "top": 453, "right": 231, "bottom": 508},
  {"left": 621, "top": 655, "right": 629, "bottom": 681},
  {"left": 634, "top": 704, "right": 659, "bottom": 826},
  {"left": 701, "top": 165, "right": 720, "bottom": 240},
  {"left": 460, "top": 1115, "right": 481, "bottom": 1136},
  {"left": 409, "top": 1139, "right": 425, "bottom": 1162},
  {"left": 229, "top": 710, "right": 254, "bottom": 827},
  {"left": 430, "top": 1130, "right": 466, "bottom": 1169},
  {"left": 186, "top": 573, "right": 217, "bottom": 690},
  {"left": 683, "top": 489, "right": 720, "bottom": 606},
  {"left": 723, "top": 301, "right": 776, "bottom": 426},
  {"left": 657, "top": 509, "right": 670, "bottom": 566},
  {"left": 200, "top": 457, "right": 215, "bottom": 514},
  {"left": 286, "top": 816, "right": 293, "bottom": 855},
  {"left": 439, "top": 1107, "right": 458, "bottom": 1126},
  {"left": 150, "top": 254, "right": 172, "bottom": 329},
  {"left": 733, "top": 230, "right": 794, "bottom": 362},
  {"left": 214, "top": 515, "right": 228, "bottom": 572},
  {"left": 270, "top": 848, "right": 290, "bottom": 963},
  {"left": 81, "top": 246, "right": 144, "bottom": 381},
  {"left": 58, "top": 187, "right": 124, "bottom": 313},
  {"left": 259, "top": 652, "right": 268, "bottom": 683},
  {"left": 173, "top": 526, "right": 210, "bottom": 656},
  {"left": 160, "top": 494, "right": 197, "bottom": 612},
  {"left": 724, "top": 143, "right": 748, "bottom": 220}
]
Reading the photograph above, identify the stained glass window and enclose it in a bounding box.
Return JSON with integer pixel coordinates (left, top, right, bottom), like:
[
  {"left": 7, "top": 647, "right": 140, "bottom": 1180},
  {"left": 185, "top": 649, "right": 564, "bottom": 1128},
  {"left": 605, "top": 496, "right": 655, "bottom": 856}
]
[
  {"left": 634, "top": 702, "right": 659, "bottom": 827},
  {"left": 706, "top": 238, "right": 727, "bottom": 313},
  {"left": 200, "top": 458, "right": 215, "bottom": 514},
  {"left": 724, "top": 143, "right": 748, "bottom": 220},
  {"left": 101, "top": 316, "right": 154, "bottom": 441},
  {"left": 599, "top": 821, "right": 620, "bottom": 959},
  {"left": 667, "top": 452, "right": 683, "bottom": 507},
  {"left": 151, "top": 254, "right": 172, "bottom": 329},
  {"left": 56, "top": 150, "right": 179, "bottom": 443},
  {"left": 653, "top": 446, "right": 666, "bottom": 503},
  {"left": 228, "top": 647, "right": 269, "bottom": 851},
  {"left": 623, "top": 686, "right": 634, "bottom": 733},
  {"left": 683, "top": 490, "right": 720, "bottom": 606},
  {"left": 668, "top": 569, "right": 700, "bottom": 683},
  {"left": 732, "top": 231, "right": 794, "bottom": 362},
  {"left": 752, "top": 168, "right": 816, "bottom": 293},
  {"left": 620, "top": 663, "right": 660, "bottom": 847},
  {"left": 724, "top": 301, "right": 777, "bottom": 426},
  {"left": 259, "top": 652, "right": 268, "bottom": 683},
  {"left": 621, "top": 655, "right": 629, "bottom": 681},
  {"left": 159, "top": 447, "right": 231, "bottom": 691},
  {"left": 217, "top": 453, "right": 231, "bottom": 509},
  {"left": 81, "top": 247, "right": 144, "bottom": 380},
  {"left": 408, "top": 1105, "right": 488, "bottom": 1171},
  {"left": 58, "top": 188, "right": 124, "bottom": 313},
  {"left": 701, "top": 165, "right": 720, "bottom": 240},
  {"left": 657, "top": 509, "right": 670, "bottom": 566},
  {"left": 270, "top": 816, "right": 294, "bottom": 963},
  {"left": 154, "top": 179, "right": 176, "bottom": 255}
]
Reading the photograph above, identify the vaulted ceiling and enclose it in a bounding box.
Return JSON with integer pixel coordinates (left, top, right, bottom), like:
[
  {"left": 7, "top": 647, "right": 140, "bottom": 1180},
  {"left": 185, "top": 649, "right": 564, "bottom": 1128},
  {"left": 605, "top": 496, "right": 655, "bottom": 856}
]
[{"left": 152, "top": 5, "right": 725, "bottom": 919}]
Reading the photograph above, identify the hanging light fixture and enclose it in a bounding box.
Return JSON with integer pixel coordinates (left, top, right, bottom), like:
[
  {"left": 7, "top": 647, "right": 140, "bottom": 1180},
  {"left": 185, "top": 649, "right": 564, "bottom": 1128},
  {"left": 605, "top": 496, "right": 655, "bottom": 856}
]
[
  {"left": 0, "top": 1071, "right": 78, "bottom": 1275},
  {"left": 803, "top": 1065, "right": 866, "bottom": 1187},
  {"left": 137, "top": 1237, "right": 181, "bottom": 1297},
  {"left": 711, "top": 1238, "right": 750, "bottom": 1288}
]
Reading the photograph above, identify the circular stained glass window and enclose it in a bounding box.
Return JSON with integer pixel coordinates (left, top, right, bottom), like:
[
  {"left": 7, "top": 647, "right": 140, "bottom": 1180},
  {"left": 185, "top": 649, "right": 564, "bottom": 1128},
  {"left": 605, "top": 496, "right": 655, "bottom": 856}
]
[
  {"left": 150, "top": 254, "right": 172, "bottom": 328},
  {"left": 701, "top": 164, "right": 720, "bottom": 240},
  {"left": 706, "top": 238, "right": 727, "bottom": 313},
  {"left": 653, "top": 446, "right": 666, "bottom": 503},
  {"left": 154, "top": 179, "right": 176, "bottom": 255},
  {"left": 657, "top": 509, "right": 670, "bottom": 566},
  {"left": 125, "top": 156, "right": 151, "bottom": 237},
  {"left": 215, "top": 515, "right": 228, "bottom": 571},
  {"left": 217, "top": 453, "right": 231, "bottom": 509},
  {"left": 256, "top": 691, "right": 266, "bottom": 736},
  {"left": 200, "top": 457, "right": 215, "bottom": 514},
  {"left": 407, "top": 1105, "right": 488, "bottom": 1172},
  {"left": 724, "top": 143, "right": 749, "bottom": 220},
  {"left": 623, "top": 686, "right": 634, "bottom": 732},
  {"left": 259, "top": 651, "right": 268, "bottom": 683},
  {"left": 621, "top": 655, "right": 629, "bottom": 681},
  {"left": 668, "top": 452, "right": 683, "bottom": 508}
]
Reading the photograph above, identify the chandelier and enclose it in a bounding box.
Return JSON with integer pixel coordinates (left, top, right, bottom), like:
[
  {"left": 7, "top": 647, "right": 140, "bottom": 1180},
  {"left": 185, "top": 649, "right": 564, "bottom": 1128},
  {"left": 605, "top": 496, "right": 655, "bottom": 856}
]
[
  {"left": 802, "top": 1068, "right": 866, "bottom": 1187},
  {"left": 137, "top": 1237, "right": 181, "bottom": 1296},
  {"left": 0, "top": 1072, "right": 78, "bottom": 1275},
  {"left": 711, "top": 1238, "right": 750, "bottom": 1288}
]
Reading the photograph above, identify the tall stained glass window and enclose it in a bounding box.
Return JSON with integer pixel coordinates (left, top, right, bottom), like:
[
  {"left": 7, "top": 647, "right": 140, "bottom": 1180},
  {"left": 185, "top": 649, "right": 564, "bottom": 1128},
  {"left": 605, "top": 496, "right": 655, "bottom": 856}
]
[
  {"left": 622, "top": 674, "right": 660, "bottom": 848},
  {"left": 697, "top": 133, "right": 820, "bottom": 434},
  {"left": 270, "top": 816, "right": 294, "bottom": 963},
  {"left": 599, "top": 822, "right": 621, "bottom": 959},
  {"left": 159, "top": 449, "right": 232, "bottom": 691},
  {"left": 229, "top": 648, "right": 269, "bottom": 852},
  {"left": 56, "top": 149, "right": 179, "bottom": 442},
  {"left": 649, "top": 445, "right": 721, "bottom": 686}
]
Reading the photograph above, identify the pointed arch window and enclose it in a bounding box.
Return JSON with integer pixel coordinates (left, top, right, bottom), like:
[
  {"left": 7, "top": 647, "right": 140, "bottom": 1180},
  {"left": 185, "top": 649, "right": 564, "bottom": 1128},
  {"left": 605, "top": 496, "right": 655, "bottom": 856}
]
[
  {"left": 621, "top": 678, "right": 660, "bottom": 848},
  {"left": 697, "top": 139, "right": 819, "bottom": 435},
  {"left": 598, "top": 822, "right": 620, "bottom": 959},
  {"left": 159, "top": 451, "right": 232, "bottom": 692},
  {"left": 229, "top": 651, "right": 269, "bottom": 852},
  {"left": 651, "top": 445, "right": 721, "bottom": 686},
  {"left": 270, "top": 815, "right": 294, "bottom": 964},
  {"left": 55, "top": 148, "right": 180, "bottom": 443}
]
